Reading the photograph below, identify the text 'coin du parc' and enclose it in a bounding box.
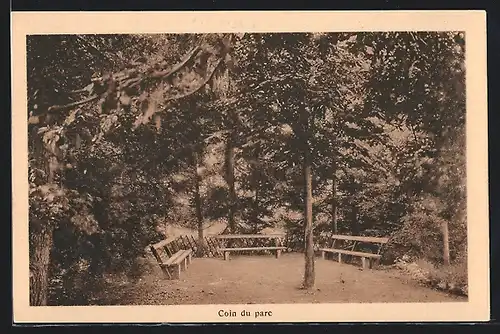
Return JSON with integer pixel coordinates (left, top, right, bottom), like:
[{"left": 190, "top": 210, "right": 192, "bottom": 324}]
[{"left": 218, "top": 309, "right": 273, "bottom": 319}]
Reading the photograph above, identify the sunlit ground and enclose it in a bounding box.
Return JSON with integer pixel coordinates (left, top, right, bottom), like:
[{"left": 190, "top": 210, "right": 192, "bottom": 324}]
[{"left": 97, "top": 252, "right": 465, "bottom": 305}]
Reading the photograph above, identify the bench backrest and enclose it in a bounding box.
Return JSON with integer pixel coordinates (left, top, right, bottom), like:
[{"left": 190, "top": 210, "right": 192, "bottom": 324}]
[
  {"left": 150, "top": 237, "right": 178, "bottom": 265},
  {"left": 330, "top": 234, "right": 389, "bottom": 244},
  {"left": 214, "top": 233, "right": 287, "bottom": 249},
  {"left": 214, "top": 234, "right": 286, "bottom": 239}
]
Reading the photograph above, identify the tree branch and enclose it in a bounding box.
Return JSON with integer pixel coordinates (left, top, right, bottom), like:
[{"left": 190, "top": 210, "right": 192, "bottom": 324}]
[
  {"left": 166, "top": 57, "right": 224, "bottom": 102},
  {"left": 47, "top": 95, "right": 99, "bottom": 113},
  {"left": 149, "top": 46, "right": 201, "bottom": 80},
  {"left": 43, "top": 46, "right": 206, "bottom": 117}
]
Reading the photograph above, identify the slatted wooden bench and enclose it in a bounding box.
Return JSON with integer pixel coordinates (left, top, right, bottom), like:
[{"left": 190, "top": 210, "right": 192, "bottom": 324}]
[
  {"left": 150, "top": 239, "right": 193, "bottom": 279},
  {"left": 219, "top": 246, "right": 286, "bottom": 260},
  {"left": 215, "top": 234, "right": 287, "bottom": 260},
  {"left": 319, "top": 234, "right": 389, "bottom": 269}
]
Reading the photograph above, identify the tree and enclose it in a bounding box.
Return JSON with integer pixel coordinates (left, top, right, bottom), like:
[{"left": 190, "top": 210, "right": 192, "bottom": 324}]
[
  {"left": 28, "top": 31, "right": 467, "bottom": 304},
  {"left": 355, "top": 31, "right": 465, "bottom": 265},
  {"left": 231, "top": 32, "right": 376, "bottom": 288},
  {"left": 28, "top": 33, "right": 242, "bottom": 305}
]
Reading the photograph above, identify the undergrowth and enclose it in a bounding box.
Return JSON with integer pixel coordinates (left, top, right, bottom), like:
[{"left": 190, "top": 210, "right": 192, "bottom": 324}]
[{"left": 394, "top": 255, "right": 468, "bottom": 296}]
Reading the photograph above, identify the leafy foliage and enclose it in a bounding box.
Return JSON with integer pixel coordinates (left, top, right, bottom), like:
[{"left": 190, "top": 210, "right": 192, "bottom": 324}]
[{"left": 28, "top": 31, "right": 467, "bottom": 304}]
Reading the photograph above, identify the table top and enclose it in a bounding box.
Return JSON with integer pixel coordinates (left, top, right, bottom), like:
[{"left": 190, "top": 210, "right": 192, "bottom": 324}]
[{"left": 213, "top": 234, "right": 286, "bottom": 239}]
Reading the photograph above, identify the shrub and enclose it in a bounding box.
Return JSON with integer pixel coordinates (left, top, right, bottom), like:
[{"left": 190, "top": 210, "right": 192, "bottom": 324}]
[
  {"left": 382, "top": 193, "right": 467, "bottom": 266},
  {"left": 394, "top": 256, "right": 468, "bottom": 296},
  {"left": 394, "top": 256, "right": 433, "bottom": 283},
  {"left": 383, "top": 209, "right": 444, "bottom": 265},
  {"left": 426, "top": 259, "right": 468, "bottom": 296}
]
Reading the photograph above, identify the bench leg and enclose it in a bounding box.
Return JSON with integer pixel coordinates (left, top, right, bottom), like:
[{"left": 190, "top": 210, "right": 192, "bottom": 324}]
[
  {"left": 224, "top": 251, "right": 230, "bottom": 261},
  {"left": 181, "top": 258, "right": 187, "bottom": 271},
  {"left": 338, "top": 253, "right": 342, "bottom": 264},
  {"left": 169, "top": 265, "right": 181, "bottom": 280},
  {"left": 276, "top": 249, "right": 281, "bottom": 259},
  {"left": 321, "top": 251, "right": 325, "bottom": 260},
  {"left": 187, "top": 253, "right": 192, "bottom": 265},
  {"left": 361, "top": 257, "right": 368, "bottom": 269},
  {"left": 161, "top": 267, "right": 172, "bottom": 280}
]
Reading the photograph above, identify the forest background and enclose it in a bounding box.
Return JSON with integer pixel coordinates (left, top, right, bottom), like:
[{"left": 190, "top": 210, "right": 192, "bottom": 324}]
[{"left": 26, "top": 32, "right": 467, "bottom": 305}]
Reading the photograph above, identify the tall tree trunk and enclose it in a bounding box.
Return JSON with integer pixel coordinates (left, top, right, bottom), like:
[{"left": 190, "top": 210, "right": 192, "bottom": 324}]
[
  {"left": 442, "top": 220, "right": 450, "bottom": 266},
  {"left": 350, "top": 205, "right": 360, "bottom": 236},
  {"left": 213, "top": 64, "right": 237, "bottom": 235},
  {"left": 30, "top": 221, "right": 54, "bottom": 306},
  {"left": 251, "top": 144, "right": 261, "bottom": 234},
  {"left": 252, "top": 186, "right": 259, "bottom": 234},
  {"left": 331, "top": 156, "right": 338, "bottom": 235},
  {"left": 225, "top": 132, "right": 236, "bottom": 234},
  {"left": 29, "top": 147, "right": 57, "bottom": 306},
  {"left": 303, "top": 146, "right": 315, "bottom": 289},
  {"left": 301, "top": 106, "right": 315, "bottom": 289},
  {"left": 193, "top": 151, "right": 205, "bottom": 245}
]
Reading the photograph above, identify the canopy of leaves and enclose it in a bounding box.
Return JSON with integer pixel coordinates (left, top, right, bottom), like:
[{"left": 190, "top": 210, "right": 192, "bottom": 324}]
[{"left": 28, "top": 31, "right": 466, "bottom": 304}]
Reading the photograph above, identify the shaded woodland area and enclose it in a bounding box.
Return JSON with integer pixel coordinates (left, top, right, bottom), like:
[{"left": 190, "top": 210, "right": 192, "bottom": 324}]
[{"left": 27, "top": 32, "right": 467, "bottom": 306}]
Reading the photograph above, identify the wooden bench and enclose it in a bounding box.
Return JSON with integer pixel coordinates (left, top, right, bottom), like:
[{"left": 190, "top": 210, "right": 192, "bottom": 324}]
[
  {"left": 219, "top": 246, "right": 286, "bottom": 260},
  {"left": 319, "top": 234, "right": 389, "bottom": 269},
  {"left": 215, "top": 234, "right": 287, "bottom": 260},
  {"left": 150, "top": 239, "right": 193, "bottom": 279}
]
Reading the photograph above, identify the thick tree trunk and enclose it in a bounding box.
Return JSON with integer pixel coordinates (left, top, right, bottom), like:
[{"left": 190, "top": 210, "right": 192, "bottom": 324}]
[
  {"left": 300, "top": 105, "right": 315, "bottom": 289},
  {"left": 303, "top": 147, "right": 315, "bottom": 289},
  {"left": 442, "top": 220, "right": 450, "bottom": 266},
  {"left": 29, "top": 145, "right": 57, "bottom": 306},
  {"left": 29, "top": 222, "right": 54, "bottom": 306},
  {"left": 214, "top": 64, "right": 237, "bottom": 235}
]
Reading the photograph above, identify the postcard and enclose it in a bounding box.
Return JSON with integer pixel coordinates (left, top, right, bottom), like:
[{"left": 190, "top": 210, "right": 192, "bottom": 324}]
[{"left": 11, "top": 10, "right": 489, "bottom": 323}]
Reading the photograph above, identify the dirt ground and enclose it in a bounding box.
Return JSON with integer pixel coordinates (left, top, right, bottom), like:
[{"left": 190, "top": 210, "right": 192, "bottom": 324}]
[{"left": 98, "top": 252, "right": 466, "bottom": 305}]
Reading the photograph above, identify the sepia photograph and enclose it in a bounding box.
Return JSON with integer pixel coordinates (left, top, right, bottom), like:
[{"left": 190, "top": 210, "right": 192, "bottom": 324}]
[{"left": 12, "top": 11, "right": 489, "bottom": 323}]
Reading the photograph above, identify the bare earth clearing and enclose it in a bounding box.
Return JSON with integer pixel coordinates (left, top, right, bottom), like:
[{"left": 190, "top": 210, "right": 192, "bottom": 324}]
[{"left": 99, "top": 253, "right": 465, "bottom": 305}]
